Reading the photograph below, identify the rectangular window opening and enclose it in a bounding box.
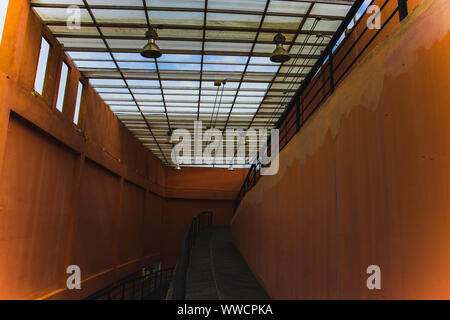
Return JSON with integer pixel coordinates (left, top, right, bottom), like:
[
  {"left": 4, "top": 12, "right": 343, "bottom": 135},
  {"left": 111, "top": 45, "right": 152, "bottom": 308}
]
[
  {"left": 74, "top": 81, "right": 83, "bottom": 125},
  {"left": 0, "top": 0, "right": 9, "bottom": 47},
  {"left": 34, "top": 37, "right": 50, "bottom": 95},
  {"left": 56, "top": 61, "right": 70, "bottom": 112}
]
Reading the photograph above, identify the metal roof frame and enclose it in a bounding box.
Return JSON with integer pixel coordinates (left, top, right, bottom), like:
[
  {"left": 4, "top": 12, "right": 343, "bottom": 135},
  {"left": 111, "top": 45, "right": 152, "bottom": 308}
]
[{"left": 31, "top": 0, "right": 356, "bottom": 165}]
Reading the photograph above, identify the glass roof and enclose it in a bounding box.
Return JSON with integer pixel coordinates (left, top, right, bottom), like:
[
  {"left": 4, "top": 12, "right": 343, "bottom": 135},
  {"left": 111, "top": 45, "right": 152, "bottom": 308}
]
[{"left": 31, "top": 0, "right": 355, "bottom": 165}]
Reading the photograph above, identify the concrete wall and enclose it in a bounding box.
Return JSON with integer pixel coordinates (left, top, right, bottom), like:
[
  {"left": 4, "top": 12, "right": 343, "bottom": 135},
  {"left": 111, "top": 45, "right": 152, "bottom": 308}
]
[
  {"left": 231, "top": 0, "right": 450, "bottom": 299},
  {"left": 0, "top": 0, "right": 245, "bottom": 299}
]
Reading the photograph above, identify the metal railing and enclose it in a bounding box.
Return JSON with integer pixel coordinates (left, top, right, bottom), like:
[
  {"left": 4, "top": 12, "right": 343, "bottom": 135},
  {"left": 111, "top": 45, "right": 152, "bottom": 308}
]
[
  {"left": 234, "top": 0, "right": 409, "bottom": 213},
  {"left": 166, "top": 211, "right": 213, "bottom": 300},
  {"left": 86, "top": 268, "right": 174, "bottom": 300}
]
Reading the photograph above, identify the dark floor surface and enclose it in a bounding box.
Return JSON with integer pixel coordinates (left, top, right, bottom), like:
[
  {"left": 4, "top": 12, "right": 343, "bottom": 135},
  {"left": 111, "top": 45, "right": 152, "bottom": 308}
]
[{"left": 185, "top": 227, "right": 269, "bottom": 300}]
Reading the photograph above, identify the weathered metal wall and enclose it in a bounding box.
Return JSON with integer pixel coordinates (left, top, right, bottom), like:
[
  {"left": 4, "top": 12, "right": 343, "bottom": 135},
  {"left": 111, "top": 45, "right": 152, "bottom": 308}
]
[
  {"left": 0, "top": 0, "right": 245, "bottom": 299},
  {"left": 231, "top": 0, "right": 450, "bottom": 299}
]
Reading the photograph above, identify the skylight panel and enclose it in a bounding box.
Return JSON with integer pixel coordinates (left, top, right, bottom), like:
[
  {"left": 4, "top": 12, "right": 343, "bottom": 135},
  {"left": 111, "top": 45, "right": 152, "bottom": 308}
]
[
  {"left": 158, "top": 63, "right": 200, "bottom": 71},
  {"left": 162, "top": 80, "right": 200, "bottom": 89},
  {"left": 164, "top": 95, "right": 197, "bottom": 102},
  {"left": 262, "top": 15, "right": 301, "bottom": 31},
  {"left": 118, "top": 61, "right": 156, "bottom": 70},
  {"left": 67, "top": 51, "right": 112, "bottom": 60},
  {"left": 204, "top": 55, "right": 248, "bottom": 64},
  {"left": 157, "top": 54, "right": 202, "bottom": 63},
  {"left": 268, "top": 1, "right": 310, "bottom": 15},
  {"left": 311, "top": 3, "right": 352, "bottom": 17},
  {"left": 97, "top": 87, "right": 130, "bottom": 93},
  {"left": 247, "top": 65, "right": 280, "bottom": 73},
  {"left": 203, "top": 64, "right": 245, "bottom": 72},
  {"left": 92, "top": 9, "right": 146, "bottom": 24},
  {"left": 33, "top": 7, "right": 92, "bottom": 23},
  {"left": 207, "top": 13, "right": 262, "bottom": 29},
  {"left": 127, "top": 79, "right": 160, "bottom": 87},
  {"left": 49, "top": 25, "right": 99, "bottom": 37},
  {"left": 208, "top": 0, "right": 267, "bottom": 12},
  {"left": 89, "top": 79, "right": 126, "bottom": 87},
  {"left": 75, "top": 60, "right": 116, "bottom": 69},
  {"left": 134, "top": 94, "right": 163, "bottom": 101},
  {"left": 99, "top": 93, "right": 133, "bottom": 101},
  {"left": 249, "top": 56, "right": 278, "bottom": 65},
  {"left": 148, "top": 10, "right": 204, "bottom": 26},
  {"left": 32, "top": 0, "right": 82, "bottom": 4},
  {"left": 205, "top": 41, "right": 253, "bottom": 53},
  {"left": 158, "top": 40, "right": 203, "bottom": 51},
  {"left": 240, "top": 82, "right": 270, "bottom": 90},
  {"left": 145, "top": 0, "right": 205, "bottom": 9},
  {"left": 132, "top": 88, "right": 164, "bottom": 94},
  {"left": 57, "top": 37, "right": 106, "bottom": 49},
  {"left": 107, "top": 39, "right": 146, "bottom": 49},
  {"left": 88, "top": 0, "right": 142, "bottom": 6},
  {"left": 205, "top": 30, "right": 256, "bottom": 42}
]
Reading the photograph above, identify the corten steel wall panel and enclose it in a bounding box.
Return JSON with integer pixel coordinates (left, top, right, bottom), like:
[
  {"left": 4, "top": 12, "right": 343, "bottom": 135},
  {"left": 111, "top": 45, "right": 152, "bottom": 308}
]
[
  {"left": 165, "top": 166, "right": 248, "bottom": 200},
  {"left": 162, "top": 199, "right": 235, "bottom": 267},
  {"left": 143, "top": 191, "right": 163, "bottom": 258},
  {"left": 71, "top": 159, "right": 120, "bottom": 279},
  {"left": 0, "top": 115, "right": 77, "bottom": 299},
  {"left": 0, "top": 0, "right": 30, "bottom": 78},
  {"left": 117, "top": 181, "right": 146, "bottom": 265},
  {"left": 231, "top": 0, "right": 450, "bottom": 299},
  {"left": 0, "top": 0, "right": 253, "bottom": 299}
]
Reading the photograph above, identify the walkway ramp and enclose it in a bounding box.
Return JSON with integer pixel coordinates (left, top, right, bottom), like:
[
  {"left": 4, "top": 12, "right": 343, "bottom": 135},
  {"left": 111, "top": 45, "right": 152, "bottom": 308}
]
[{"left": 186, "top": 227, "right": 269, "bottom": 300}]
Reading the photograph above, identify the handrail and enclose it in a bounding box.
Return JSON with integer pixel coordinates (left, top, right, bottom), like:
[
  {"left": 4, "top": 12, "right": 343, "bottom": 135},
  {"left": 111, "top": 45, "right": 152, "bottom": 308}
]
[
  {"left": 234, "top": 0, "right": 409, "bottom": 213},
  {"left": 86, "top": 267, "right": 174, "bottom": 300},
  {"left": 166, "top": 211, "right": 213, "bottom": 300}
]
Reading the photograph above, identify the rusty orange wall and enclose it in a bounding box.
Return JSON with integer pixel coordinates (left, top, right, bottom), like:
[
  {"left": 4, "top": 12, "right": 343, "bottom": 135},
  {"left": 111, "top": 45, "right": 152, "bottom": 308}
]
[
  {"left": 162, "top": 198, "right": 236, "bottom": 267},
  {"left": 165, "top": 166, "right": 248, "bottom": 200},
  {"left": 162, "top": 166, "right": 248, "bottom": 267},
  {"left": 231, "top": 0, "right": 450, "bottom": 300},
  {"left": 0, "top": 0, "right": 243, "bottom": 299},
  {"left": 277, "top": 0, "right": 425, "bottom": 151}
]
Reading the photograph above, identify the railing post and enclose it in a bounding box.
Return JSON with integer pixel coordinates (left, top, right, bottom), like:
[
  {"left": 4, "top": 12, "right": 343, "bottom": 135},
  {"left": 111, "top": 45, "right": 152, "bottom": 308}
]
[
  {"left": 398, "top": 0, "right": 408, "bottom": 21},
  {"left": 192, "top": 219, "right": 195, "bottom": 247},
  {"left": 140, "top": 276, "right": 145, "bottom": 300},
  {"left": 329, "top": 53, "right": 335, "bottom": 93},
  {"left": 295, "top": 97, "right": 300, "bottom": 132}
]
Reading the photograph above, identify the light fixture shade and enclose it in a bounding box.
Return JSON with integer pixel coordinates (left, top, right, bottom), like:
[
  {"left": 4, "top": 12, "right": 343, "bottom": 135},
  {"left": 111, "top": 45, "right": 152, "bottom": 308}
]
[
  {"left": 270, "top": 33, "right": 291, "bottom": 63},
  {"left": 141, "top": 38, "right": 162, "bottom": 59},
  {"left": 141, "top": 27, "right": 162, "bottom": 58},
  {"left": 176, "top": 164, "right": 181, "bottom": 170},
  {"left": 228, "top": 164, "right": 234, "bottom": 171},
  {"left": 270, "top": 44, "right": 291, "bottom": 63}
]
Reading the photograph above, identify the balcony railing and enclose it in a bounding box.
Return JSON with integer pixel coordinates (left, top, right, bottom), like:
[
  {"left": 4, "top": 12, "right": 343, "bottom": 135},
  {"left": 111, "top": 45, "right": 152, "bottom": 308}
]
[
  {"left": 166, "top": 211, "right": 213, "bottom": 300},
  {"left": 86, "top": 268, "right": 174, "bottom": 300}
]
